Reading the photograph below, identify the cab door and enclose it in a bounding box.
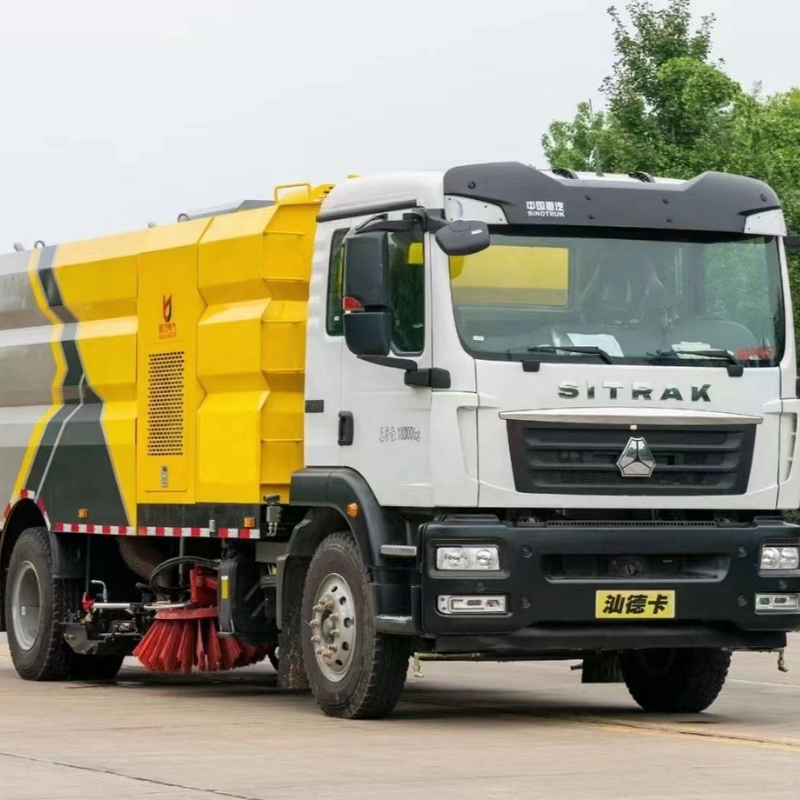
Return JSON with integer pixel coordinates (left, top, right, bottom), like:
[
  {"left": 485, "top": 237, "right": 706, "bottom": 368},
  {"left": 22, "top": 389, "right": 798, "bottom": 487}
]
[{"left": 337, "top": 212, "right": 433, "bottom": 506}]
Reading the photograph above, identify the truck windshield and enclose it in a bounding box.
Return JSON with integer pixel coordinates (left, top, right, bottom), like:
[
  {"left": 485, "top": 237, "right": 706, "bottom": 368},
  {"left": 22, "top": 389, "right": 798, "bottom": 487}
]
[{"left": 448, "top": 228, "right": 785, "bottom": 367}]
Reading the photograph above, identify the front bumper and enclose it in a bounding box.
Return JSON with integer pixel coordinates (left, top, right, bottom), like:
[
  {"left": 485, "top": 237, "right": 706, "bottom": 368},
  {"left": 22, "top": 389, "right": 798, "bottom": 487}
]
[{"left": 419, "top": 517, "right": 800, "bottom": 654}]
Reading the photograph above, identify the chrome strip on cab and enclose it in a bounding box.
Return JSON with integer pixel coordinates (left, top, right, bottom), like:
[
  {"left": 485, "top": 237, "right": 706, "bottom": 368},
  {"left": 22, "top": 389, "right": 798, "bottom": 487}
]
[{"left": 499, "top": 407, "right": 763, "bottom": 426}]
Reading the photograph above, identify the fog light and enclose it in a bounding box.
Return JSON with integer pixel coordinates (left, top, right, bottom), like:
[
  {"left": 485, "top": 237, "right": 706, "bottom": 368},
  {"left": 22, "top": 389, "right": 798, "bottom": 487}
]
[
  {"left": 760, "top": 545, "right": 799, "bottom": 571},
  {"left": 436, "top": 545, "right": 500, "bottom": 571},
  {"left": 755, "top": 593, "right": 800, "bottom": 613},
  {"left": 437, "top": 595, "right": 507, "bottom": 615}
]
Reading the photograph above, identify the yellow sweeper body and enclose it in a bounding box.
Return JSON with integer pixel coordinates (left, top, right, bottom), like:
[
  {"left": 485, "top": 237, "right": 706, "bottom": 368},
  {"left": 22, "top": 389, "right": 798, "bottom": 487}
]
[{"left": 0, "top": 182, "right": 332, "bottom": 535}]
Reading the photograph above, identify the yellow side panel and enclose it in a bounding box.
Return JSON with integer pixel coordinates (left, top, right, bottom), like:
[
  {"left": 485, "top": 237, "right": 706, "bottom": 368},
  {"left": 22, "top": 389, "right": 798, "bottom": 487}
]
[
  {"left": 260, "top": 202, "right": 320, "bottom": 500},
  {"left": 197, "top": 207, "right": 272, "bottom": 504},
  {"left": 137, "top": 220, "right": 209, "bottom": 503},
  {"left": 197, "top": 186, "right": 328, "bottom": 504},
  {"left": 51, "top": 233, "right": 142, "bottom": 523}
]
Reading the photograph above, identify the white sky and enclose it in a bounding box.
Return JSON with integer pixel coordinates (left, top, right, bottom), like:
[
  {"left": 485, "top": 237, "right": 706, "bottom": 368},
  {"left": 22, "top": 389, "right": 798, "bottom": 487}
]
[{"left": 0, "top": 0, "right": 795, "bottom": 247}]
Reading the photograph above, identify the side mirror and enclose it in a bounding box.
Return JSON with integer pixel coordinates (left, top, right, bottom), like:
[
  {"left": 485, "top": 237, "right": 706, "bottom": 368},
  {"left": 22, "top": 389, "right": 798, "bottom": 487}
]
[
  {"left": 343, "top": 310, "right": 392, "bottom": 356},
  {"left": 343, "top": 231, "right": 392, "bottom": 356},
  {"left": 343, "top": 231, "right": 391, "bottom": 308},
  {"left": 435, "top": 220, "right": 491, "bottom": 256}
]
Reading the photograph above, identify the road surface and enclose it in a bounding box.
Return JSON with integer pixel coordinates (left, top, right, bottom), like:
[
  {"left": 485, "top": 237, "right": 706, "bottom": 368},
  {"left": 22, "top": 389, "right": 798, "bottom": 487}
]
[{"left": 1, "top": 633, "right": 799, "bottom": 799}]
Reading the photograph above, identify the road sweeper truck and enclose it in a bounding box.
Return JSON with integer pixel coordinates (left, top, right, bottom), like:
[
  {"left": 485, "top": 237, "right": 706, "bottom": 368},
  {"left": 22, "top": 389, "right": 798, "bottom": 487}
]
[{"left": 1, "top": 163, "right": 800, "bottom": 719}]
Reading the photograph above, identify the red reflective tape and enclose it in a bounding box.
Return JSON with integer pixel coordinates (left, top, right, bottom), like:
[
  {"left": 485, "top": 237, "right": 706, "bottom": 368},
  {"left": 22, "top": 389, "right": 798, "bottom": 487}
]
[
  {"left": 240, "top": 529, "right": 252, "bottom": 540},
  {"left": 155, "top": 527, "right": 167, "bottom": 537}
]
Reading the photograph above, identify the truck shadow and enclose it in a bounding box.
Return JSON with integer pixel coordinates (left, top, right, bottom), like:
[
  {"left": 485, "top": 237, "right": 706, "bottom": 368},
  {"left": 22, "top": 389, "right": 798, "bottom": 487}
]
[
  {"left": 88, "top": 662, "right": 742, "bottom": 729},
  {"left": 394, "top": 681, "right": 733, "bottom": 726}
]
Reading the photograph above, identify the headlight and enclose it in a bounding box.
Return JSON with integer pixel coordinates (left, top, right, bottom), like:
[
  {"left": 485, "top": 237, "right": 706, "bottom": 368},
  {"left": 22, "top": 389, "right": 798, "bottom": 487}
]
[
  {"left": 760, "top": 546, "right": 800, "bottom": 571},
  {"left": 436, "top": 545, "right": 500, "bottom": 571}
]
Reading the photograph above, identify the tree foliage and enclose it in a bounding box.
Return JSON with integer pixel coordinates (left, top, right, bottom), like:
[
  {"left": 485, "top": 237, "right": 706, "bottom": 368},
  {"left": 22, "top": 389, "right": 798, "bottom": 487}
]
[
  {"left": 543, "top": 1, "right": 799, "bottom": 196},
  {"left": 542, "top": 0, "right": 800, "bottom": 339}
]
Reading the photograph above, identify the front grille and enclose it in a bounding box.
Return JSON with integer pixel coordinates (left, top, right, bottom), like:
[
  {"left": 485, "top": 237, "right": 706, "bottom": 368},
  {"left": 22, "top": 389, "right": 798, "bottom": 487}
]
[
  {"left": 542, "top": 553, "right": 729, "bottom": 581},
  {"left": 507, "top": 421, "right": 756, "bottom": 496}
]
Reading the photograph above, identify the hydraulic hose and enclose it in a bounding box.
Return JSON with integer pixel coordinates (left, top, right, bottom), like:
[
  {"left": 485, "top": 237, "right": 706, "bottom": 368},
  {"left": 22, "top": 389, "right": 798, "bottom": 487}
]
[
  {"left": 148, "top": 556, "right": 218, "bottom": 591},
  {"left": 117, "top": 537, "right": 173, "bottom": 591}
]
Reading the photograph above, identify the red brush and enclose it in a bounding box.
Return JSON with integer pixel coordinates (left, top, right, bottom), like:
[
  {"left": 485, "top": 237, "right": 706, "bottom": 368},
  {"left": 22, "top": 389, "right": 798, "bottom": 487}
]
[{"left": 133, "top": 567, "right": 268, "bottom": 675}]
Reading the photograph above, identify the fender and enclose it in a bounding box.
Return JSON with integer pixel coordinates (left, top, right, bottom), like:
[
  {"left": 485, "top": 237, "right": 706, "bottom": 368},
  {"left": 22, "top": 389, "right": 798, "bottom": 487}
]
[
  {"left": 285, "top": 468, "right": 418, "bottom": 637},
  {"left": 289, "top": 467, "right": 406, "bottom": 568},
  {"left": 48, "top": 532, "right": 88, "bottom": 580}
]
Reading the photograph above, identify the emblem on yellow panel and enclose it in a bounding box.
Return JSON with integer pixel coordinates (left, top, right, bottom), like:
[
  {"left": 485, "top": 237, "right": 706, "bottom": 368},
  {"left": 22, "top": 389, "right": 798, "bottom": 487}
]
[{"left": 159, "top": 294, "right": 177, "bottom": 339}]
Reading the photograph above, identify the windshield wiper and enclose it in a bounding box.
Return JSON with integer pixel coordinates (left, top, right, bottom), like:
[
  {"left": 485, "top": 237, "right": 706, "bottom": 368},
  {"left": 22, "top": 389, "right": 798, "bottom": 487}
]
[
  {"left": 647, "top": 348, "right": 744, "bottom": 376},
  {"left": 527, "top": 345, "right": 613, "bottom": 364},
  {"left": 649, "top": 348, "right": 739, "bottom": 365}
]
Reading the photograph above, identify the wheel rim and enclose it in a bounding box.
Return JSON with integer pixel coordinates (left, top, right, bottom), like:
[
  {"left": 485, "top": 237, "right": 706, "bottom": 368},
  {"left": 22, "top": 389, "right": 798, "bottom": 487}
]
[
  {"left": 309, "top": 572, "right": 356, "bottom": 683},
  {"left": 12, "top": 561, "right": 42, "bottom": 651}
]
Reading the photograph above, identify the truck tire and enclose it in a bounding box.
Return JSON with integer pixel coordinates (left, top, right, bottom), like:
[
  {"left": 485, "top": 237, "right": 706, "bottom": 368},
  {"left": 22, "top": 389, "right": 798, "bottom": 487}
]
[
  {"left": 301, "top": 531, "right": 409, "bottom": 719},
  {"left": 620, "top": 648, "right": 731, "bottom": 713},
  {"left": 5, "top": 528, "right": 122, "bottom": 682}
]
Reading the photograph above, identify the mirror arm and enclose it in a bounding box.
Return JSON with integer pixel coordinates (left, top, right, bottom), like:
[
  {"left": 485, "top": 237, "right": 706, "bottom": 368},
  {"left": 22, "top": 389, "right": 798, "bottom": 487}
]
[
  {"left": 357, "top": 356, "right": 451, "bottom": 389},
  {"left": 421, "top": 211, "right": 448, "bottom": 233},
  {"left": 351, "top": 208, "right": 448, "bottom": 236},
  {"left": 356, "top": 218, "right": 417, "bottom": 234},
  {"left": 358, "top": 355, "right": 417, "bottom": 371}
]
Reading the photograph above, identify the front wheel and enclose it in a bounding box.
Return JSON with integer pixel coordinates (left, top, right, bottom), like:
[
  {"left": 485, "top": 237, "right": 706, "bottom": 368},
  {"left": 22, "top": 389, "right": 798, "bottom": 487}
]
[
  {"left": 301, "top": 532, "right": 409, "bottom": 719},
  {"left": 620, "top": 648, "right": 732, "bottom": 713}
]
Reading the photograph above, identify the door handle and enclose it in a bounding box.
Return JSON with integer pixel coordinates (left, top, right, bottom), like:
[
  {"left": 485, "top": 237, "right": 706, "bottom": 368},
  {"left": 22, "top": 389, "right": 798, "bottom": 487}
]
[{"left": 338, "top": 411, "right": 354, "bottom": 446}]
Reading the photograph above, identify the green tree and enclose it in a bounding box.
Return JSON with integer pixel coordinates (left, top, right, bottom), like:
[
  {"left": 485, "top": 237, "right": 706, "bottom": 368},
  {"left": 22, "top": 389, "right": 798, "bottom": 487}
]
[{"left": 543, "top": 1, "right": 799, "bottom": 195}]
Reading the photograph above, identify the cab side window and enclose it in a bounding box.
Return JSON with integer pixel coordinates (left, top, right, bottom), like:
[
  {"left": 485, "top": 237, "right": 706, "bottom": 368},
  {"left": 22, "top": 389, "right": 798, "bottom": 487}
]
[
  {"left": 326, "top": 229, "right": 349, "bottom": 336},
  {"left": 325, "top": 225, "right": 426, "bottom": 354},
  {"left": 389, "top": 229, "right": 425, "bottom": 353}
]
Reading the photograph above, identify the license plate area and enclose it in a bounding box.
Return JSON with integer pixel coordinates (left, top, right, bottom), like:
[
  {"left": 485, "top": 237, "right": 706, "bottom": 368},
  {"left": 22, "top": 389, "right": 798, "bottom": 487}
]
[{"left": 595, "top": 589, "right": 676, "bottom": 619}]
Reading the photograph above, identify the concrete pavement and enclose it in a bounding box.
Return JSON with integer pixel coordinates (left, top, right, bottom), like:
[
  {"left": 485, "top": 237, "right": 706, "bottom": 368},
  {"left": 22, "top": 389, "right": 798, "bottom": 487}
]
[{"left": 1, "top": 634, "right": 799, "bottom": 799}]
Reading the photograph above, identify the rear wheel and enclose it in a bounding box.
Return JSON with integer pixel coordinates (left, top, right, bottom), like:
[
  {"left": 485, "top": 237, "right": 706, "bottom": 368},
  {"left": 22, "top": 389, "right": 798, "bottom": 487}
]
[
  {"left": 301, "top": 531, "right": 409, "bottom": 719},
  {"left": 621, "top": 647, "right": 731, "bottom": 713},
  {"left": 5, "top": 528, "right": 122, "bottom": 682}
]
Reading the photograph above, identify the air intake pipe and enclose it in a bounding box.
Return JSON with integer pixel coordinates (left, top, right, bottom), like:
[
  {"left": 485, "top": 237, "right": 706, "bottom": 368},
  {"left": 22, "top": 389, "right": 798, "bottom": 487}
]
[{"left": 117, "top": 537, "right": 173, "bottom": 591}]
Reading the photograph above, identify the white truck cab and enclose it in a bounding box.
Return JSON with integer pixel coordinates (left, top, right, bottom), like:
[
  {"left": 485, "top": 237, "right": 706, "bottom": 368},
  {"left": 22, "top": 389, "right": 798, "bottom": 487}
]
[
  {"left": 287, "top": 162, "right": 800, "bottom": 718},
  {"left": 305, "top": 164, "right": 797, "bottom": 511}
]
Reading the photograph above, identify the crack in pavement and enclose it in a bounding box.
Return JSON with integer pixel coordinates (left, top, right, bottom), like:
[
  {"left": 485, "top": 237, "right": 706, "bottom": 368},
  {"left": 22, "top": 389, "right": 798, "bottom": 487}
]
[{"left": 0, "top": 750, "right": 261, "bottom": 800}]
